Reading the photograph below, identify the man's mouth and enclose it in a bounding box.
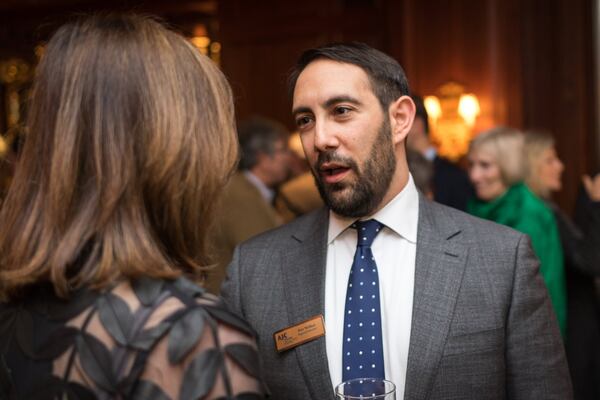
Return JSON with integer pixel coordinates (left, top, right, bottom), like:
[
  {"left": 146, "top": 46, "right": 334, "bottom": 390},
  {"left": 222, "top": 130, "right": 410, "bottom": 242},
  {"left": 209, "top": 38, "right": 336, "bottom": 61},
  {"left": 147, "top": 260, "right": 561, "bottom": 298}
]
[{"left": 319, "top": 162, "right": 351, "bottom": 184}]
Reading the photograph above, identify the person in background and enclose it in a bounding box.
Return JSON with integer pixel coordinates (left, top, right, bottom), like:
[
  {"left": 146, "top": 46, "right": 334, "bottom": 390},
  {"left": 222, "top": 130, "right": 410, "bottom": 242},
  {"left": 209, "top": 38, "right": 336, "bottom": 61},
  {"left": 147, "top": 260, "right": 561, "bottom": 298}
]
[
  {"left": 406, "top": 148, "right": 434, "bottom": 199},
  {"left": 275, "top": 131, "right": 324, "bottom": 222},
  {"left": 467, "top": 127, "right": 567, "bottom": 336},
  {"left": 524, "top": 130, "right": 600, "bottom": 400},
  {"left": 0, "top": 14, "right": 265, "bottom": 399},
  {"left": 208, "top": 117, "right": 290, "bottom": 293},
  {"left": 406, "top": 94, "right": 474, "bottom": 210}
]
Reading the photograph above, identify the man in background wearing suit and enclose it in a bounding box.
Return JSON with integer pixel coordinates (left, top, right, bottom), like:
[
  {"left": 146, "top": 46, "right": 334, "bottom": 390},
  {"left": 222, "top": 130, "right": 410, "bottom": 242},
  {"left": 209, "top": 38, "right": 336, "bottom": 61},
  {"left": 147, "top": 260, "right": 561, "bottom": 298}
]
[
  {"left": 207, "top": 117, "right": 290, "bottom": 293},
  {"left": 221, "top": 43, "right": 572, "bottom": 399},
  {"left": 406, "top": 95, "right": 474, "bottom": 211}
]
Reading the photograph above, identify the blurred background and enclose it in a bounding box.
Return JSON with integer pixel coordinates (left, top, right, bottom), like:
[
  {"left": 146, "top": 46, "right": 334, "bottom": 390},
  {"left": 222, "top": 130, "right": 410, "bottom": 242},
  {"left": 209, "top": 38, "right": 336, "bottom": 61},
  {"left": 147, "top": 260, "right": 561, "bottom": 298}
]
[{"left": 0, "top": 0, "right": 598, "bottom": 213}]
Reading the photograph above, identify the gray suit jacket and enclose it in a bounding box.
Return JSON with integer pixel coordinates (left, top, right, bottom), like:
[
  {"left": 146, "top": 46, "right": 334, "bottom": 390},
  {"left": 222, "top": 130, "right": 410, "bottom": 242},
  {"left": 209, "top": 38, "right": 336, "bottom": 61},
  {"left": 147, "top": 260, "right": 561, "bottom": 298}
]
[{"left": 221, "top": 196, "right": 572, "bottom": 399}]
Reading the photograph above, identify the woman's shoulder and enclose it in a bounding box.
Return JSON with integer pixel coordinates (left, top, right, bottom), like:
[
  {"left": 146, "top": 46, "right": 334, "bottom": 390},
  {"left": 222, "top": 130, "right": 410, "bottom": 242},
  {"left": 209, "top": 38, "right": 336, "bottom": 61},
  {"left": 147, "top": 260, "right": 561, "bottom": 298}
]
[
  {"left": 518, "top": 186, "right": 555, "bottom": 222},
  {"left": 504, "top": 186, "right": 559, "bottom": 247},
  {"left": 122, "top": 277, "right": 264, "bottom": 399}
]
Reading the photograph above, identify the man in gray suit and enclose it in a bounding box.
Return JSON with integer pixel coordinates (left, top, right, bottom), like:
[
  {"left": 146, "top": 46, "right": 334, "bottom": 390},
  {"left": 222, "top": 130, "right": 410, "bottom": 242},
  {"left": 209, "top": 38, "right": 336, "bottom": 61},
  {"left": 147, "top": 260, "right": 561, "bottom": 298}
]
[{"left": 221, "top": 43, "right": 572, "bottom": 399}]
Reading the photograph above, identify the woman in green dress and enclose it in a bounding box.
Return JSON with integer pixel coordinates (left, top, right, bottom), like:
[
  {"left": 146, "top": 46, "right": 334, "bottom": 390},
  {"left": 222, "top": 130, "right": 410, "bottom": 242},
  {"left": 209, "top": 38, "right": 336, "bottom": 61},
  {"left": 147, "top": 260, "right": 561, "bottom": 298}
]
[{"left": 467, "top": 127, "right": 567, "bottom": 336}]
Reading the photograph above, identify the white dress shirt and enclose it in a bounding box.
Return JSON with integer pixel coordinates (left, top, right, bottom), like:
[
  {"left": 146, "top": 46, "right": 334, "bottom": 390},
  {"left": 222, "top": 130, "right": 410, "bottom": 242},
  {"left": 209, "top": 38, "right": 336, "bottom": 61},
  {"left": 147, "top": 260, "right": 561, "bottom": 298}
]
[{"left": 325, "top": 175, "right": 419, "bottom": 399}]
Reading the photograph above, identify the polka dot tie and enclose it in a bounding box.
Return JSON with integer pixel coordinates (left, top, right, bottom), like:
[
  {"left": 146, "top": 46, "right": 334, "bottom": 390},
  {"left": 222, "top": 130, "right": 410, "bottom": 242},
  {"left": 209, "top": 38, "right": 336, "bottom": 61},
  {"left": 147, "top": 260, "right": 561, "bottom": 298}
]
[{"left": 342, "top": 219, "right": 385, "bottom": 382}]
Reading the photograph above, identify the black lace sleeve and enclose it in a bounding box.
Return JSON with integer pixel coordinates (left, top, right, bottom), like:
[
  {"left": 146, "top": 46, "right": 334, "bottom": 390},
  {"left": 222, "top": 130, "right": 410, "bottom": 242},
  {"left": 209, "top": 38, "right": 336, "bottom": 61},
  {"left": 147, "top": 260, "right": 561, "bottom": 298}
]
[{"left": 0, "top": 277, "right": 268, "bottom": 400}]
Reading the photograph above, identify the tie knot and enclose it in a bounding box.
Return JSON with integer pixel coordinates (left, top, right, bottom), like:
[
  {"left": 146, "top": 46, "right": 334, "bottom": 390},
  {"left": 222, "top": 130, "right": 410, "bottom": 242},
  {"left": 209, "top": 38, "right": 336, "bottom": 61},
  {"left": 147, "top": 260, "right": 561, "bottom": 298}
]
[{"left": 352, "top": 219, "right": 384, "bottom": 247}]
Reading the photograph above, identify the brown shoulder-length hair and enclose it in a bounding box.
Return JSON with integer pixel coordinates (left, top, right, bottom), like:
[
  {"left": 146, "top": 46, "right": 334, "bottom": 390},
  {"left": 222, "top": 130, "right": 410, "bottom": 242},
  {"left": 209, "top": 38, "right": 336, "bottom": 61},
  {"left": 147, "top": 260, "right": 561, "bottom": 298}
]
[{"left": 0, "top": 14, "right": 238, "bottom": 299}]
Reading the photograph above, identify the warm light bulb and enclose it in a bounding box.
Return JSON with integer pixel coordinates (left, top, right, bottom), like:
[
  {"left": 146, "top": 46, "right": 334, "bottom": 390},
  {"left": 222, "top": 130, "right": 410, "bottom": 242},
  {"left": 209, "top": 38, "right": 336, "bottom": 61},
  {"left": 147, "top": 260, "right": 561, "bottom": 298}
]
[
  {"left": 458, "top": 94, "right": 480, "bottom": 126},
  {"left": 191, "top": 36, "right": 211, "bottom": 51},
  {"left": 424, "top": 96, "right": 442, "bottom": 121},
  {"left": 0, "top": 135, "right": 6, "bottom": 157}
]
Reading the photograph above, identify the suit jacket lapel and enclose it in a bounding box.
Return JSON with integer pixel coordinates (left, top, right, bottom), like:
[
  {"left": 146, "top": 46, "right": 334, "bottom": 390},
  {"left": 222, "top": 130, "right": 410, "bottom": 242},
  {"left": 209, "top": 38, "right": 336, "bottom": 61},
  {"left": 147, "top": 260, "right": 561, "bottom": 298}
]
[
  {"left": 281, "top": 207, "right": 334, "bottom": 399},
  {"left": 404, "top": 197, "right": 468, "bottom": 400}
]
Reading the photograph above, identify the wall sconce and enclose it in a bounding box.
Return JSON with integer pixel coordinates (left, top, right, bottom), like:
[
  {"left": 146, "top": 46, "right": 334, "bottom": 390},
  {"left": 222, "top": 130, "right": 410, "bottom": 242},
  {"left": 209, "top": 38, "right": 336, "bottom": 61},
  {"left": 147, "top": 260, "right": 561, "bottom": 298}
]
[
  {"left": 0, "top": 58, "right": 32, "bottom": 129},
  {"left": 0, "top": 58, "right": 32, "bottom": 158},
  {"left": 424, "top": 82, "right": 480, "bottom": 161},
  {"left": 189, "top": 24, "right": 221, "bottom": 66}
]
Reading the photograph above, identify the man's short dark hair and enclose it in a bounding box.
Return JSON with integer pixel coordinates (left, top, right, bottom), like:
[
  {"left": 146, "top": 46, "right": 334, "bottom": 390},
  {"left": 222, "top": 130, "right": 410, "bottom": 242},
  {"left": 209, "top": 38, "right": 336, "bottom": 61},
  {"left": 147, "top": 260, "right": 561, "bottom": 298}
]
[
  {"left": 411, "top": 94, "right": 429, "bottom": 134},
  {"left": 288, "top": 42, "right": 410, "bottom": 110},
  {"left": 238, "top": 117, "right": 289, "bottom": 170}
]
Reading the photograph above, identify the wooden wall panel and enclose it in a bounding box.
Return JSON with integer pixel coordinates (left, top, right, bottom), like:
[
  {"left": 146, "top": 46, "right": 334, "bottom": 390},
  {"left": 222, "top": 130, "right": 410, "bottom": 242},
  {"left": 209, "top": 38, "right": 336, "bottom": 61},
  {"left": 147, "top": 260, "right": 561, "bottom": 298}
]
[
  {"left": 223, "top": 37, "right": 325, "bottom": 126},
  {"left": 388, "top": 0, "right": 523, "bottom": 133},
  {"left": 219, "top": 0, "right": 387, "bottom": 127},
  {"left": 520, "top": 0, "right": 597, "bottom": 211},
  {"left": 220, "top": 0, "right": 530, "bottom": 135}
]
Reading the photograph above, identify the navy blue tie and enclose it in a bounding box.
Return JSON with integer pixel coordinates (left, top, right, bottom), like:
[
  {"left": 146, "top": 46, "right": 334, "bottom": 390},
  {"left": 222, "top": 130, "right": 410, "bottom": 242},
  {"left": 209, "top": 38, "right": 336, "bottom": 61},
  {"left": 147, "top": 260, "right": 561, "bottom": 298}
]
[{"left": 342, "top": 219, "right": 385, "bottom": 382}]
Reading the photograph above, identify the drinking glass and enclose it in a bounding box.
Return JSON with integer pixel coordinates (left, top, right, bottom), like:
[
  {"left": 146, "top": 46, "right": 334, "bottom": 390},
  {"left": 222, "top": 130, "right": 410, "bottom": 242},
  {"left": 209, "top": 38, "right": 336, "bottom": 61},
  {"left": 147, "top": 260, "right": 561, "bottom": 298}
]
[{"left": 335, "top": 378, "right": 396, "bottom": 399}]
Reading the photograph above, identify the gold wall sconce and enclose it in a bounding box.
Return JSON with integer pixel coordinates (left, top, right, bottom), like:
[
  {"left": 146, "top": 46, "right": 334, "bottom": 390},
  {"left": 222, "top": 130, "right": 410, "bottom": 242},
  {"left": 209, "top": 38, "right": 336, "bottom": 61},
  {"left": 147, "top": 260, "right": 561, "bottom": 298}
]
[
  {"left": 0, "top": 58, "right": 32, "bottom": 128},
  {"left": 189, "top": 24, "right": 221, "bottom": 66},
  {"left": 424, "top": 82, "right": 480, "bottom": 161},
  {"left": 0, "top": 58, "right": 33, "bottom": 157}
]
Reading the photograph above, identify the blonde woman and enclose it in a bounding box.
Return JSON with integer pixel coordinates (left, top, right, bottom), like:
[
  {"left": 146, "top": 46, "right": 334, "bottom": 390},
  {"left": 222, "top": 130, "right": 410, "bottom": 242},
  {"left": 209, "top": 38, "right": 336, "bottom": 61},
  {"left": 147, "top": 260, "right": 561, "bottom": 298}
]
[
  {"left": 0, "top": 14, "right": 265, "bottom": 399},
  {"left": 524, "top": 130, "right": 600, "bottom": 399},
  {"left": 467, "top": 127, "right": 567, "bottom": 336}
]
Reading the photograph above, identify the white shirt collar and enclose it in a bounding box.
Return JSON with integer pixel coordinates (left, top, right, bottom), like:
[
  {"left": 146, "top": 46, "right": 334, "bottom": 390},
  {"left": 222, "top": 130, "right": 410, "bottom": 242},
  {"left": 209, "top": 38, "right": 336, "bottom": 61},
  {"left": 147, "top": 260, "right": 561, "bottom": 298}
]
[
  {"left": 243, "top": 170, "right": 275, "bottom": 203},
  {"left": 424, "top": 146, "right": 437, "bottom": 161},
  {"left": 327, "top": 174, "right": 419, "bottom": 244}
]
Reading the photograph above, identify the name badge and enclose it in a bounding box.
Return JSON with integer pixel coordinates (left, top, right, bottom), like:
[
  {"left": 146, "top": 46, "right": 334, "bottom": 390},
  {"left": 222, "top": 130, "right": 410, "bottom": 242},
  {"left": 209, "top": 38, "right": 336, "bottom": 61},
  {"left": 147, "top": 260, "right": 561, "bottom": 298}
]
[{"left": 274, "top": 315, "right": 325, "bottom": 352}]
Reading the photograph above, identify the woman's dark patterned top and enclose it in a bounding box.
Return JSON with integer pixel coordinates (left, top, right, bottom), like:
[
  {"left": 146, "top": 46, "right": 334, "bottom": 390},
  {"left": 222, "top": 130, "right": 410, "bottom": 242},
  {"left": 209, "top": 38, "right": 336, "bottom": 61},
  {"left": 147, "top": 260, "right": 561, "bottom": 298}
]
[{"left": 0, "top": 276, "right": 268, "bottom": 399}]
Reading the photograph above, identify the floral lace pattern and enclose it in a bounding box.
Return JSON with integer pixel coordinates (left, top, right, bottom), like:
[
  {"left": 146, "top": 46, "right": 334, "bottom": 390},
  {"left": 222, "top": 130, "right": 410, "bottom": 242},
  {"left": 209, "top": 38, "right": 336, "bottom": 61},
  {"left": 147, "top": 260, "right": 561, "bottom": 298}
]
[{"left": 0, "top": 277, "right": 267, "bottom": 399}]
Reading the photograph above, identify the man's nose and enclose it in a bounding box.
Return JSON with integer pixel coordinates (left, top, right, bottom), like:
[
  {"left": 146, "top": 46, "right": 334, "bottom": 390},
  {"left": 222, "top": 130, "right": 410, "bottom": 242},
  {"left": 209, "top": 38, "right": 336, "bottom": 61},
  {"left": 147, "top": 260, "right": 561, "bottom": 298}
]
[{"left": 313, "top": 119, "right": 339, "bottom": 151}]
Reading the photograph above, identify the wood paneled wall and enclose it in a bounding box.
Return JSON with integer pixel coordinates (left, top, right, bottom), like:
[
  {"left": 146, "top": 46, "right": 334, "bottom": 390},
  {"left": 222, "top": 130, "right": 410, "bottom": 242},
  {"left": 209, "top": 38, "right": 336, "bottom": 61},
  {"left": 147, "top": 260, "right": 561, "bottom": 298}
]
[
  {"left": 219, "top": 0, "right": 388, "bottom": 126},
  {"left": 519, "top": 0, "right": 597, "bottom": 210},
  {"left": 219, "top": 0, "right": 597, "bottom": 212}
]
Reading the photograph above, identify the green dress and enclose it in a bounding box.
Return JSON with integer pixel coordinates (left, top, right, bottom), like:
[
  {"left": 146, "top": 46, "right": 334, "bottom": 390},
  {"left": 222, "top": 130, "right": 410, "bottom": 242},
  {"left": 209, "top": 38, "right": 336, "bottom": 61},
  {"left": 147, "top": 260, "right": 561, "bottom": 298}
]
[{"left": 468, "top": 183, "right": 567, "bottom": 336}]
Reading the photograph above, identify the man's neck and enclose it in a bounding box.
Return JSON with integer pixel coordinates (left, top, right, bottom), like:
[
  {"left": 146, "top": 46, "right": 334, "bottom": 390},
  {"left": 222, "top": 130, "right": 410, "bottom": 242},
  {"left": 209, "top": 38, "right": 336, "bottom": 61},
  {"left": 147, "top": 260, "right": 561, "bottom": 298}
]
[{"left": 365, "top": 165, "right": 410, "bottom": 218}]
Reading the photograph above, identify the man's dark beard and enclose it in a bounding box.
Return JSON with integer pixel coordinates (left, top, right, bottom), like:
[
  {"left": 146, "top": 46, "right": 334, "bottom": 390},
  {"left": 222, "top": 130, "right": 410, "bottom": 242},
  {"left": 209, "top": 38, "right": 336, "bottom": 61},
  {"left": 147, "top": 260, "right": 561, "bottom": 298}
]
[{"left": 311, "top": 119, "right": 396, "bottom": 218}]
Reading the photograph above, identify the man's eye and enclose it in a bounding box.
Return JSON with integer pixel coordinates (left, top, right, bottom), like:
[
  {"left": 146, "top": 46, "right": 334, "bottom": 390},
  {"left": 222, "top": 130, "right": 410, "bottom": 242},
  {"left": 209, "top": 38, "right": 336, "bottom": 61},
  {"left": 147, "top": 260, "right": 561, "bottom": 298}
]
[
  {"left": 335, "top": 106, "right": 352, "bottom": 115},
  {"left": 295, "top": 116, "right": 313, "bottom": 127}
]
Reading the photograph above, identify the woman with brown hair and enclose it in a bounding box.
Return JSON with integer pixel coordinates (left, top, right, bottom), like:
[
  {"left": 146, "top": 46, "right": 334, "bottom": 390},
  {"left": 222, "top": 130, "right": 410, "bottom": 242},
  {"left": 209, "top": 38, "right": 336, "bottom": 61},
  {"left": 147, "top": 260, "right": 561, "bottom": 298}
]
[{"left": 0, "top": 14, "right": 265, "bottom": 399}]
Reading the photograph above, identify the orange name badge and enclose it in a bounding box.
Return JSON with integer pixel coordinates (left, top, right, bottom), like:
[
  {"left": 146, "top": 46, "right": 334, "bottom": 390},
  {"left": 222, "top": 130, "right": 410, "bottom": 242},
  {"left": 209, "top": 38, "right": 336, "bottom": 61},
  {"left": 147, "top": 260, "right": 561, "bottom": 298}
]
[{"left": 274, "top": 315, "right": 326, "bottom": 352}]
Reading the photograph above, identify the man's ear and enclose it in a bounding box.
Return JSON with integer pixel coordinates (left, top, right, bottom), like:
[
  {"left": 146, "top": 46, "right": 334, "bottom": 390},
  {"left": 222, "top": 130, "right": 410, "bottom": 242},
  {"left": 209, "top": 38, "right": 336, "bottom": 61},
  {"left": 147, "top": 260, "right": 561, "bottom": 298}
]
[{"left": 388, "top": 95, "right": 416, "bottom": 145}]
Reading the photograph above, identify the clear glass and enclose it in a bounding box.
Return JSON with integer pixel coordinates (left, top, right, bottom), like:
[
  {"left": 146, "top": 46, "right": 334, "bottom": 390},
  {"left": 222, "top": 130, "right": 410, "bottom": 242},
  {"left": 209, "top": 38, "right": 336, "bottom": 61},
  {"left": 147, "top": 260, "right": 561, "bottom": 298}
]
[{"left": 335, "top": 378, "right": 396, "bottom": 399}]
